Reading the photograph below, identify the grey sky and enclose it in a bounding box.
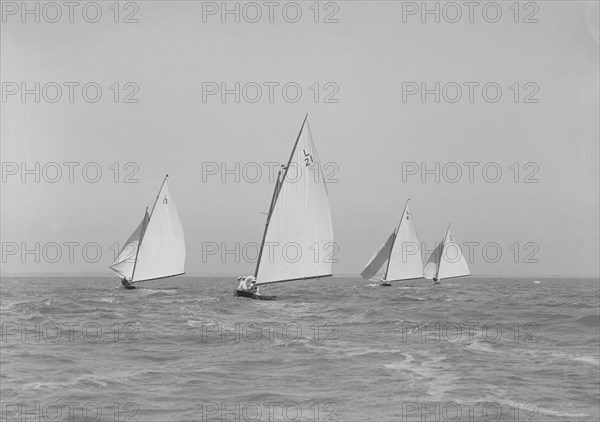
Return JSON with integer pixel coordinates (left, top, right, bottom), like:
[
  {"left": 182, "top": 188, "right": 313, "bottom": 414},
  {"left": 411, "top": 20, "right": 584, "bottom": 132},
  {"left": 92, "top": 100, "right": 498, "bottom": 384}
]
[{"left": 1, "top": 1, "right": 599, "bottom": 277}]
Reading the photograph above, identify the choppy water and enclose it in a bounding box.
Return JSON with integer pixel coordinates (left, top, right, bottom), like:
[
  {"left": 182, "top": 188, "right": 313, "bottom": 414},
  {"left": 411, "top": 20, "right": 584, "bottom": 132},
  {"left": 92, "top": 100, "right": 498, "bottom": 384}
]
[{"left": 0, "top": 277, "right": 598, "bottom": 422}]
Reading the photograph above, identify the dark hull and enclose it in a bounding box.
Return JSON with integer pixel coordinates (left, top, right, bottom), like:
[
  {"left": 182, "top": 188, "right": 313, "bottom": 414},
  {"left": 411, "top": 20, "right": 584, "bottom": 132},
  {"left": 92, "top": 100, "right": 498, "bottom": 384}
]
[
  {"left": 380, "top": 283, "right": 393, "bottom": 287},
  {"left": 234, "top": 289, "right": 277, "bottom": 301},
  {"left": 121, "top": 280, "right": 137, "bottom": 289}
]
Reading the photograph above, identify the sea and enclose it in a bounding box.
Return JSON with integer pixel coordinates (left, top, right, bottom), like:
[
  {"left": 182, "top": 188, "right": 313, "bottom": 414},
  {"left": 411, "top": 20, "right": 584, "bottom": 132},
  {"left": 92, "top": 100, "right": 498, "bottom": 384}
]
[{"left": 0, "top": 276, "right": 598, "bottom": 422}]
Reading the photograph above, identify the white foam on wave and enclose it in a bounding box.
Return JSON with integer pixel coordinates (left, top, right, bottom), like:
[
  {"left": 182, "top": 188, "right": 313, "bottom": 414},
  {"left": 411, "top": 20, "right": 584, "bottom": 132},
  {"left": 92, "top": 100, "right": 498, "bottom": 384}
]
[
  {"left": 383, "top": 353, "right": 457, "bottom": 398},
  {"left": 536, "top": 406, "right": 591, "bottom": 418},
  {"left": 99, "top": 297, "right": 116, "bottom": 303},
  {"left": 570, "top": 355, "right": 600, "bottom": 365},
  {"left": 345, "top": 347, "right": 405, "bottom": 357},
  {"left": 466, "top": 338, "right": 497, "bottom": 354},
  {"left": 383, "top": 352, "right": 415, "bottom": 371},
  {"left": 548, "top": 350, "right": 600, "bottom": 366}
]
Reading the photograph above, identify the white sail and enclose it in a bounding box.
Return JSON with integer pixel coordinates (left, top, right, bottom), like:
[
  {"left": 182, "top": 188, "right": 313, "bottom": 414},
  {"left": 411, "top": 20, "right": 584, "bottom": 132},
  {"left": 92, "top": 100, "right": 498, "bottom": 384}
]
[
  {"left": 385, "top": 202, "right": 423, "bottom": 281},
  {"left": 255, "top": 117, "right": 334, "bottom": 285},
  {"left": 109, "top": 211, "right": 149, "bottom": 280},
  {"left": 423, "top": 241, "right": 444, "bottom": 280},
  {"left": 361, "top": 232, "right": 396, "bottom": 280},
  {"left": 131, "top": 178, "right": 186, "bottom": 282},
  {"left": 437, "top": 226, "right": 470, "bottom": 280}
]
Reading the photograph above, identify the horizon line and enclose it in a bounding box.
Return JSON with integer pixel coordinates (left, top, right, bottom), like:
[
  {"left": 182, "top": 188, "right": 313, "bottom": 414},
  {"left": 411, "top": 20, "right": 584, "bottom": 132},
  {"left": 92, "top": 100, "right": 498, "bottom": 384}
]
[{"left": 1, "top": 273, "right": 599, "bottom": 279}]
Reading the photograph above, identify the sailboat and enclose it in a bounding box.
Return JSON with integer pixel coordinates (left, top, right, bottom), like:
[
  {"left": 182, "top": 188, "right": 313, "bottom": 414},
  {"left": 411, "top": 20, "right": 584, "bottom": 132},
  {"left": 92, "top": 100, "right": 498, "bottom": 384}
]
[
  {"left": 360, "top": 199, "right": 423, "bottom": 286},
  {"left": 109, "top": 175, "right": 186, "bottom": 289},
  {"left": 423, "top": 224, "right": 470, "bottom": 284},
  {"left": 235, "top": 115, "right": 334, "bottom": 300}
]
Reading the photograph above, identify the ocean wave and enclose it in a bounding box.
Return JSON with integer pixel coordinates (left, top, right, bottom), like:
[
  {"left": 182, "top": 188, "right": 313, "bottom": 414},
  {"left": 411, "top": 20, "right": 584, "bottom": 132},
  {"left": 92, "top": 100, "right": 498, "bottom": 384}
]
[{"left": 576, "top": 314, "right": 600, "bottom": 327}]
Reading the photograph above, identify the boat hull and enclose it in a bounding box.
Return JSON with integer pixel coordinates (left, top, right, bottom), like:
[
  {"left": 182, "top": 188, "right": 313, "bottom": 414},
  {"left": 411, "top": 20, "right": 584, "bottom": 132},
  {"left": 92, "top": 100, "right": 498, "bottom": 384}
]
[
  {"left": 121, "top": 279, "right": 137, "bottom": 289},
  {"left": 234, "top": 289, "right": 277, "bottom": 301}
]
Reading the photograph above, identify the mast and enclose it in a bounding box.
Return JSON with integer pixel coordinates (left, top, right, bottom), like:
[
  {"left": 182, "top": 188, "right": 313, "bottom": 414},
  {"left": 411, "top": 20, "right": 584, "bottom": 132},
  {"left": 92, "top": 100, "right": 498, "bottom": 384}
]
[
  {"left": 149, "top": 174, "right": 170, "bottom": 217},
  {"left": 436, "top": 223, "right": 452, "bottom": 280},
  {"left": 254, "top": 115, "right": 309, "bottom": 279},
  {"left": 383, "top": 199, "right": 410, "bottom": 281},
  {"left": 254, "top": 169, "right": 282, "bottom": 278},
  {"left": 131, "top": 174, "right": 169, "bottom": 283}
]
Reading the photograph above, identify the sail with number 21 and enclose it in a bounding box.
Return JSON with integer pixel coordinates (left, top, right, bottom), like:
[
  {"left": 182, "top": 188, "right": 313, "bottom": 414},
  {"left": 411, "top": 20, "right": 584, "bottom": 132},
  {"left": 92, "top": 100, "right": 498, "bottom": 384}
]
[{"left": 253, "top": 115, "right": 334, "bottom": 287}]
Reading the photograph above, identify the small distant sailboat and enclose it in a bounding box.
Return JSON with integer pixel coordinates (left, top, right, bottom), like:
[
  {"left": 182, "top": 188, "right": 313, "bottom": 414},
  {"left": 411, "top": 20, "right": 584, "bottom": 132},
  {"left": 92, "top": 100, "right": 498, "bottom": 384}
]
[
  {"left": 423, "top": 224, "right": 470, "bottom": 284},
  {"left": 235, "top": 115, "right": 334, "bottom": 300},
  {"left": 109, "top": 175, "right": 186, "bottom": 289},
  {"left": 361, "top": 199, "right": 423, "bottom": 286}
]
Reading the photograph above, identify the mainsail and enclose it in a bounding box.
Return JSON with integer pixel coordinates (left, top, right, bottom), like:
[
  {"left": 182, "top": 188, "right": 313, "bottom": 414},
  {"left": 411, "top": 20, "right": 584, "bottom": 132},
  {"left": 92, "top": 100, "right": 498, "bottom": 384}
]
[
  {"left": 384, "top": 201, "right": 423, "bottom": 281},
  {"left": 437, "top": 225, "right": 470, "bottom": 280},
  {"left": 254, "top": 115, "right": 334, "bottom": 285},
  {"left": 109, "top": 175, "right": 186, "bottom": 283},
  {"left": 361, "top": 200, "right": 423, "bottom": 282},
  {"left": 423, "top": 224, "right": 470, "bottom": 281}
]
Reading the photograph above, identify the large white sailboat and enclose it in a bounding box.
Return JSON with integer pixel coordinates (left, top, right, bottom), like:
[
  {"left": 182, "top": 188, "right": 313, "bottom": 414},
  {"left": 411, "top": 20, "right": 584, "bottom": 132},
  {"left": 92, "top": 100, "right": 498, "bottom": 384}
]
[
  {"left": 361, "top": 199, "right": 423, "bottom": 286},
  {"left": 423, "top": 224, "right": 470, "bottom": 284},
  {"left": 109, "top": 175, "right": 186, "bottom": 289},
  {"left": 235, "top": 115, "right": 334, "bottom": 300}
]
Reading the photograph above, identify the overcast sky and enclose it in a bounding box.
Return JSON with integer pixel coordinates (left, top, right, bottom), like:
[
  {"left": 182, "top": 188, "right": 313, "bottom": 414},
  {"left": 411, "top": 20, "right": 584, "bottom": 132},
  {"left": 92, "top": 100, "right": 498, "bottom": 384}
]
[{"left": 2, "top": 1, "right": 599, "bottom": 277}]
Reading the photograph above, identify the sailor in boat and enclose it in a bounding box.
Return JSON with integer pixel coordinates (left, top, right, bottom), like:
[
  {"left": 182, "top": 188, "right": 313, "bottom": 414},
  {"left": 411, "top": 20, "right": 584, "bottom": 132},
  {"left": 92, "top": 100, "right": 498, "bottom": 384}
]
[
  {"left": 235, "top": 275, "right": 268, "bottom": 299},
  {"left": 120, "top": 278, "right": 135, "bottom": 289},
  {"left": 433, "top": 277, "right": 440, "bottom": 284},
  {"left": 236, "top": 276, "right": 249, "bottom": 292},
  {"left": 247, "top": 276, "right": 261, "bottom": 296}
]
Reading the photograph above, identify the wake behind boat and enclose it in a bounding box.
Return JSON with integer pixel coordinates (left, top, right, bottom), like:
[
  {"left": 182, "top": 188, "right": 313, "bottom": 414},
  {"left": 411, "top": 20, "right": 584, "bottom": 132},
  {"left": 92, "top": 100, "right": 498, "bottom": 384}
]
[
  {"left": 361, "top": 199, "right": 423, "bottom": 286},
  {"left": 235, "top": 115, "right": 334, "bottom": 300},
  {"left": 109, "top": 175, "right": 186, "bottom": 289}
]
